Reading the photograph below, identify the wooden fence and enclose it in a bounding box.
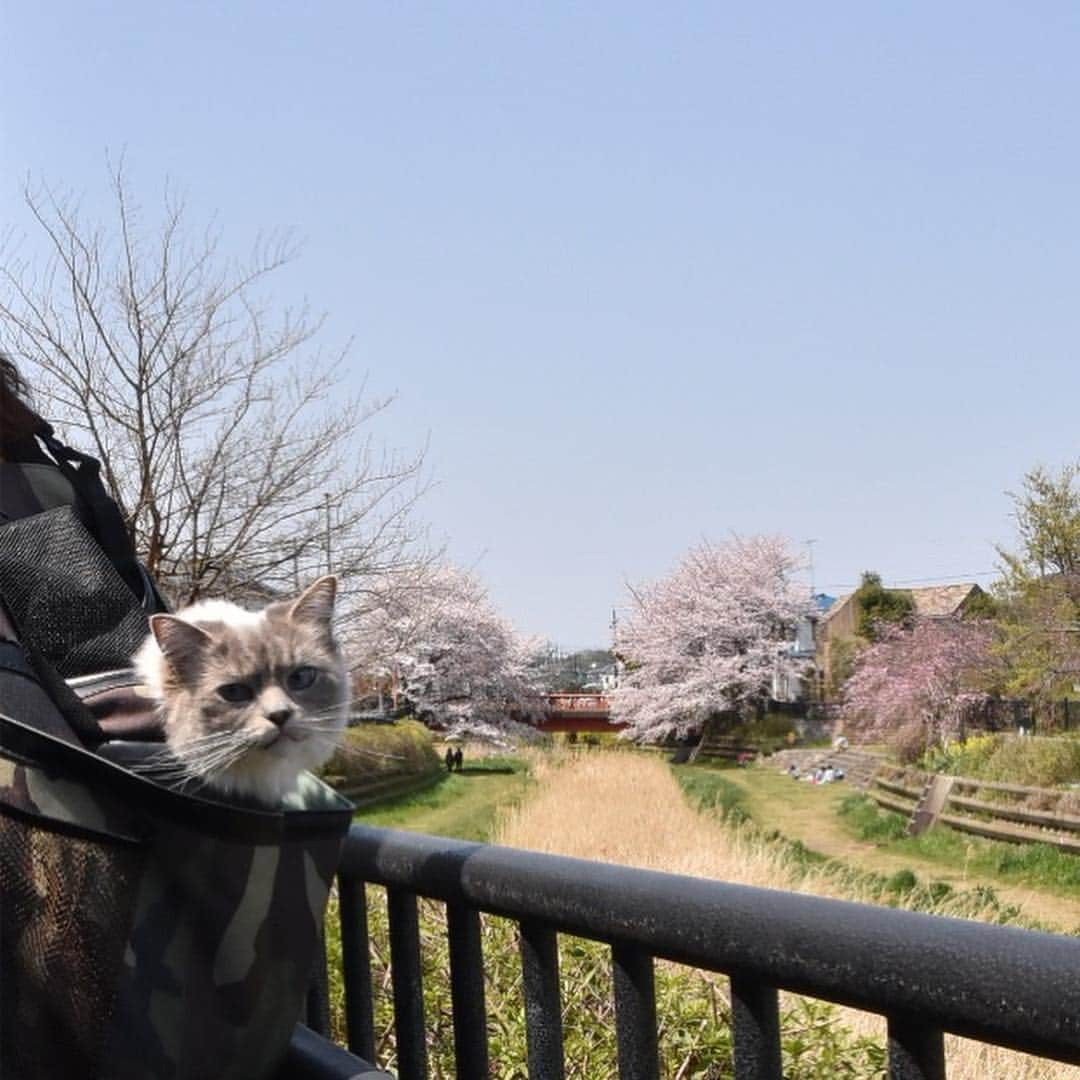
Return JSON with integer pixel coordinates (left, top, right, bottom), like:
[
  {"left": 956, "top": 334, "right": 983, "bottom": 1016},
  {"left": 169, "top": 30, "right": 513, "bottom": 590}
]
[{"left": 870, "top": 764, "right": 1080, "bottom": 854}]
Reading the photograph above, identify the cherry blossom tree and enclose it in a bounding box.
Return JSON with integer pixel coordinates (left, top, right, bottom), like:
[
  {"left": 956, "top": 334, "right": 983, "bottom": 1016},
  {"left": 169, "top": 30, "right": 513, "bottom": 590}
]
[
  {"left": 352, "top": 563, "right": 547, "bottom": 740},
  {"left": 839, "top": 617, "right": 998, "bottom": 761},
  {"left": 610, "top": 535, "right": 813, "bottom": 742}
]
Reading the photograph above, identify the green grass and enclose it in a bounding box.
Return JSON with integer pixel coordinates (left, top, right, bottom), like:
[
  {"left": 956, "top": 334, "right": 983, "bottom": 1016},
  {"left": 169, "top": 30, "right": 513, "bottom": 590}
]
[
  {"left": 837, "top": 792, "right": 909, "bottom": 842},
  {"left": 353, "top": 755, "right": 531, "bottom": 843},
  {"left": 676, "top": 764, "right": 1065, "bottom": 927},
  {"left": 837, "top": 793, "right": 1080, "bottom": 898},
  {"left": 671, "top": 765, "right": 749, "bottom": 821}
]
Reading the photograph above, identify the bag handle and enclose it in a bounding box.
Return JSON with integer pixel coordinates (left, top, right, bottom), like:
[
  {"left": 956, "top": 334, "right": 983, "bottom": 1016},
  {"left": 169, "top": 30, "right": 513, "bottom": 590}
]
[{"left": 38, "top": 429, "right": 167, "bottom": 612}]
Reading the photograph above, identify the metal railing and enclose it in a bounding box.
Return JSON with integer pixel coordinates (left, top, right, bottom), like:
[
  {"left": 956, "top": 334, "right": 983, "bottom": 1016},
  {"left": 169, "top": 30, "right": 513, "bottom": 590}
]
[{"left": 320, "top": 824, "right": 1080, "bottom": 1079}]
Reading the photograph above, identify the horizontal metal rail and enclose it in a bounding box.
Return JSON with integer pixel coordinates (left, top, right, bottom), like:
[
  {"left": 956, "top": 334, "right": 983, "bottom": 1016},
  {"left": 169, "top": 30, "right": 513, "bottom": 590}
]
[{"left": 335, "top": 824, "right": 1080, "bottom": 1078}]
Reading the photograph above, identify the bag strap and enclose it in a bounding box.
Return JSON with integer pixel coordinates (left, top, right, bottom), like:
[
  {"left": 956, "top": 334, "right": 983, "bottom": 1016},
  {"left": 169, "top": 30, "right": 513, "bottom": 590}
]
[{"left": 37, "top": 430, "right": 167, "bottom": 613}]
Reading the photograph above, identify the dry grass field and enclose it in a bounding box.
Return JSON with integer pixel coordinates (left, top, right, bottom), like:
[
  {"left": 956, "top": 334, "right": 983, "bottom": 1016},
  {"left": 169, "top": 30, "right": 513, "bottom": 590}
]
[{"left": 496, "top": 750, "right": 1080, "bottom": 1080}]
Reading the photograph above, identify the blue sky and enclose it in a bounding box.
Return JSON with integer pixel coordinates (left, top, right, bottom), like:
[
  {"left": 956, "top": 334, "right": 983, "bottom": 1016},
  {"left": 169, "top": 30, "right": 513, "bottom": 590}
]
[{"left": 4, "top": 3, "right": 1080, "bottom": 647}]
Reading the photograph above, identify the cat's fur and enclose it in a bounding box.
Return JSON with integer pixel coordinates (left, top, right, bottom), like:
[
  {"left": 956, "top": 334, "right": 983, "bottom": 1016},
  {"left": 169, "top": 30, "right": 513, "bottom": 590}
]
[{"left": 133, "top": 575, "right": 348, "bottom": 806}]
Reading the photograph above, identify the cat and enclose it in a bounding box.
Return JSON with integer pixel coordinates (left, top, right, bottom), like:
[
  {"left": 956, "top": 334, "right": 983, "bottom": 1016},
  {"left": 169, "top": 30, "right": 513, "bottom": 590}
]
[{"left": 133, "top": 575, "right": 348, "bottom": 806}]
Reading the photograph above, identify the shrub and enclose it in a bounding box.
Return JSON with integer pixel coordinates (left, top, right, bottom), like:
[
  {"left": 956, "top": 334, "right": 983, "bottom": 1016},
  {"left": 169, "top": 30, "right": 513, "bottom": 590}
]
[
  {"left": 923, "top": 733, "right": 1080, "bottom": 788},
  {"left": 928, "top": 881, "right": 953, "bottom": 902},
  {"left": 976, "top": 736, "right": 1080, "bottom": 788},
  {"left": 922, "top": 732, "right": 1002, "bottom": 777},
  {"left": 320, "top": 719, "right": 441, "bottom": 787},
  {"left": 853, "top": 572, "right": 915, "bottom": 641},
  {"left": 886, "top": 868, "right": 918, "bottom": 894}
]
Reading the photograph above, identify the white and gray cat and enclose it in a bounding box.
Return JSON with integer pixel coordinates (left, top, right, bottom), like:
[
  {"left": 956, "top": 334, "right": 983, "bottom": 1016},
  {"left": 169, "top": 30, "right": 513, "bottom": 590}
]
[{"left": 134, "top": 575, "right": 348, "bottom": 806}]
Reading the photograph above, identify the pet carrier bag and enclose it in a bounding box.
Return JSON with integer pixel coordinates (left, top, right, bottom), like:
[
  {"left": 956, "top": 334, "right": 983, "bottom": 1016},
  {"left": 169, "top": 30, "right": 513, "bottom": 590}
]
[{"left": 0, "top": 501, "right": 353, "bottom": 1080}]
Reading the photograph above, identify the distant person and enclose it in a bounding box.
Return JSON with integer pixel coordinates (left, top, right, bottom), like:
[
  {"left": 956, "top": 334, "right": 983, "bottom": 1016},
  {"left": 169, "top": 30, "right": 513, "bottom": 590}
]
[
  {"left": 453, "top": 747, "right": 464, "bottom": 772},
  {"left": 445, "top": 747, "right": 455, "bottom": 772}
]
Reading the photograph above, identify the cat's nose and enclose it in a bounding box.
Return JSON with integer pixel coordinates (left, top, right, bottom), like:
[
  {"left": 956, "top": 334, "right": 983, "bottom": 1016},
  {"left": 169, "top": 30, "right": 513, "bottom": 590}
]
[{"left": 266, "top": 707, "right": 294, "bottom": 727}]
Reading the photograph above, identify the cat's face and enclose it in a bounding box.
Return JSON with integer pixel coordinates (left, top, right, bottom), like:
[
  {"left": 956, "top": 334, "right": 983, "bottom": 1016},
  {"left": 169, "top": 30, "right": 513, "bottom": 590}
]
[{"left": 143, "top": 576, "right": 347, "bottom": 805}]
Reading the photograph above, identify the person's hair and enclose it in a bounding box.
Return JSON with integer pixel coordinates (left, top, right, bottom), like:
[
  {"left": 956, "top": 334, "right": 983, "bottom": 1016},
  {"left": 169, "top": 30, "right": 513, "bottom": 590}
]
[{"left": 0, "top": 354, "right": 47, "bottom": 442}]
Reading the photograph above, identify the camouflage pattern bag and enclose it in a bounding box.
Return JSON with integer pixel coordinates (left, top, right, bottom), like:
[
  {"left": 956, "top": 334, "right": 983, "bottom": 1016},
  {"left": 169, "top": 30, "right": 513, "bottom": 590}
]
[
  {"left": 0, "top": 504, "right": 354, "bottom": 1080},
  {"left": 0, "top": 715, "right": 353, "bottom": 1080}
]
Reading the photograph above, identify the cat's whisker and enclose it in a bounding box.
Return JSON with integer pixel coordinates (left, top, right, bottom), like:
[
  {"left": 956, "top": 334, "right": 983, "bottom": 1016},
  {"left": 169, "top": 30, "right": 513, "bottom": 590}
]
[
  {"left": 192, "top": 736, "right": 259, "bottom": 769},
  {"left": 178, "top": 736, "right": 258, "bottom": 779},
  {"left": 172, "top": 732, "right": 253, "bottom": 756},
  {"left": 127, "top": 755, "right": 231, "bottom": 792},
  {"left": 127, "top": 760, "right": 196, "bottom": 781}
]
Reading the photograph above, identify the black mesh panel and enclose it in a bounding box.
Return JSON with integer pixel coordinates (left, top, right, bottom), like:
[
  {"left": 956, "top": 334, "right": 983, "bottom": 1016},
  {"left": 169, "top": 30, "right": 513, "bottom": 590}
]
[
  {"left": 0, "top": 809, "right": 144, "bottom": 1079},
  {"left": 0, "top": 506, "right": 149, "bottom": 677}
]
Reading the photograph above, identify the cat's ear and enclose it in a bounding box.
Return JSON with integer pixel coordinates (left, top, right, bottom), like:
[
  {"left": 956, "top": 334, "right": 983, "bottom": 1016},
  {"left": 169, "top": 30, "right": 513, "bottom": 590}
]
[
  {"left": 289, "top": 575, "right": 338, "bottom": 628},
  {"left": 150, "top": 614, "right": 213, "bottom": 684}
]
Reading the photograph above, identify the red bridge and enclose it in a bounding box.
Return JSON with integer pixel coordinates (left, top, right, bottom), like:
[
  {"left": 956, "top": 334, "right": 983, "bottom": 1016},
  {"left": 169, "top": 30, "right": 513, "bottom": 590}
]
[{"left": 540, "top": 693, "right": 625, "bottom": 733}]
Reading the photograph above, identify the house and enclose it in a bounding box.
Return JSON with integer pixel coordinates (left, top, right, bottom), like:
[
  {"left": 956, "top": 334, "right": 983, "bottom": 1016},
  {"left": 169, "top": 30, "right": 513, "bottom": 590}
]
[
  {"left": 581, "top": 660, "right": 622, "bottom": 692},
  {"left": 817, "top": 581, "right": 988, "bottom": 697},
  {"left": 771, "top": 594, "right": 835, "bottom": 703}
]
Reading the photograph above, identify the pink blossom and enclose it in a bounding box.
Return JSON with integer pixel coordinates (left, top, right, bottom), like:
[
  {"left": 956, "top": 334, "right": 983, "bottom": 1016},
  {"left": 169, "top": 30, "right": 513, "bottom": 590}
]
[
  {"left": 354, "top": 563, "right": 546, "bottom": 739},
  {"left": 840, "top": 617, "right": 996, "bottom": 758},
  {"left": 610, "top": 535, "right": 813, "bottom": 742}
]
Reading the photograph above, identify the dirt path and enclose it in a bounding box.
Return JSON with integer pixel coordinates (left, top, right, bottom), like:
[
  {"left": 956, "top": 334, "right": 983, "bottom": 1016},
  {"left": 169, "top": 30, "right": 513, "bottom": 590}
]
[{"left": 719, "top": 766, "right": 1080, "bottom": 931}]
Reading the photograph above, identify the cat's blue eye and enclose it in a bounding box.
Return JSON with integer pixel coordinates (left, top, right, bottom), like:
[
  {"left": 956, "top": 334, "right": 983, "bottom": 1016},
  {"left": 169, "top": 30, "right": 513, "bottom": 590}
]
[
  {"left": 286, "top": 666, "right": 318, "bottom": 691},
  {"left": 217, "top": 682, "right": 254, "bottom": 704}
]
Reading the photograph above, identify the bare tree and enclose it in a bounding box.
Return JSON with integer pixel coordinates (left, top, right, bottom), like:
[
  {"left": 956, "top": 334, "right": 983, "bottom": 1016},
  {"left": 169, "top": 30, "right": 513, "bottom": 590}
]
[{"left": 0, "top": 167, "right": 428, "bottom": 614}]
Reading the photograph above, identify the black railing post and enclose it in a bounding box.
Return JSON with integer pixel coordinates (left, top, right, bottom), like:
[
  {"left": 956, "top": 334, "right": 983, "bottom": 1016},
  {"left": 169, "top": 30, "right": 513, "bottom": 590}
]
[
  {"left": 387, "top": 887, "right": 428, "bottom": 1080},
  {"left": 519, "top": 920, "right": 565, "bottom": 1080},
  {"left": 338, "top": 877, "right": 377, "bottom": 1063},
  {"left": 729, "top": 974, "right": 782, "bottom": 1079},
  {"left": 888, "top": 1014, "right": 946, "bottom": 1080},
  {"left": 305, "top": 926, "right": 331, "bottom": 1036},
  {"left": 446, "top": 903, "right": 490, "bottom": 1079},
  {"left": 612, "top": 943, "right": 660, "bottom": 1080}
]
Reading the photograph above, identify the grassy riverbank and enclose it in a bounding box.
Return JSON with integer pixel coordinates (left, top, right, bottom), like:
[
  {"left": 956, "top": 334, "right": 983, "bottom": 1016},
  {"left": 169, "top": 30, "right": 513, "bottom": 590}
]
[
  {"left": 353, "top": 755, "right": 531, "bottom": 842},
  {"left": 706, "top": 764, "right": 1080, "bottom": 929}
]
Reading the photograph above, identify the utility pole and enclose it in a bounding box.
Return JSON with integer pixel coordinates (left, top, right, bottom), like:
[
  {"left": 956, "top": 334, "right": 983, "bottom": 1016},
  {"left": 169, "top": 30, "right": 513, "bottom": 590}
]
[{"left": 805, "top": 539, "right": 817, "bottom": 598}]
